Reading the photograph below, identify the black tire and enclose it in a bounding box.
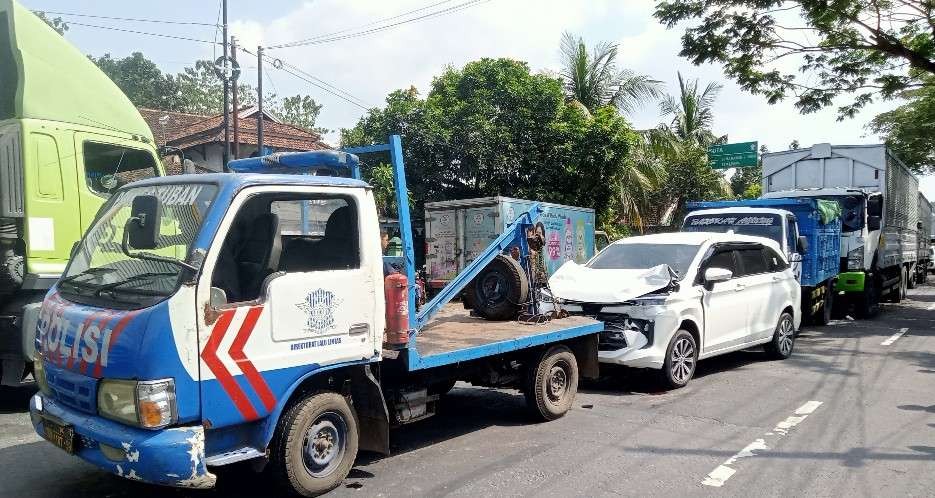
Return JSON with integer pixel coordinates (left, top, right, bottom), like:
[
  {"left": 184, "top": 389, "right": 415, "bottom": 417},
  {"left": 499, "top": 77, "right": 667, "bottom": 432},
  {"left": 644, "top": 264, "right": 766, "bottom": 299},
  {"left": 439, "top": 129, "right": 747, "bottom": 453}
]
[
  {"left": 907, "top": 266, "right": 917, "bottom": 289},
  {"left": 469, "top": 255, "right": 529, "bottom": 321},
  {"left": 524, "top": 345, "right": 578, "bottom": 421},
  {"left": 813, "top": 282, "right": 833, "bottom": 326},
  {"left": 270, "top": 392, "right": 359, "bottom": 497},
  {"left": 659, "top": 329, "right": 697, "bottom": 389},
  {"left": 764, "top": 312, "right": 796, "bottom": 360},
  {"left": 854, "top": 280, "right": 880, "bottom": 319}
]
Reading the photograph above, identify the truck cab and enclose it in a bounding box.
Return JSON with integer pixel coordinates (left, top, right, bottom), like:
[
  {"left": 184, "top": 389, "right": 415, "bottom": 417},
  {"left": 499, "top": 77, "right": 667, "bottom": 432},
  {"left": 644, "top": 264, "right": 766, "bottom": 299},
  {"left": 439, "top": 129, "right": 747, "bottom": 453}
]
[{"left": 1, "top": 0, "right": 163, "bottom": 385}]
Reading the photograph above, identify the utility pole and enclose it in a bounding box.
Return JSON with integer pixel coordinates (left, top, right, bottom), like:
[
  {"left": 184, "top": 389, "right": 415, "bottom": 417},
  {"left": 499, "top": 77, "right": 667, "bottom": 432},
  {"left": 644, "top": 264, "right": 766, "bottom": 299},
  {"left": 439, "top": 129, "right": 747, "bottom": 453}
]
[
  {"left": 231, "top": 36, "right": 240, "bottom": 160},
  {"left": 221, "top": 0, "right": 230, "bottom": 170},
  {"left": 257, "top": 46, "right": 264, "bottom": 155}
]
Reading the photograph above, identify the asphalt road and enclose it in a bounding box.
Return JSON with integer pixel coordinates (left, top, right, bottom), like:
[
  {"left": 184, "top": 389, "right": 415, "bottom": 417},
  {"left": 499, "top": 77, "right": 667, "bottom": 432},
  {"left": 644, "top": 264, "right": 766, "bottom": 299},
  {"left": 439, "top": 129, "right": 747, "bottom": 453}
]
[{"left": 2, "top": 285, "right": 934, "bottom": 497}]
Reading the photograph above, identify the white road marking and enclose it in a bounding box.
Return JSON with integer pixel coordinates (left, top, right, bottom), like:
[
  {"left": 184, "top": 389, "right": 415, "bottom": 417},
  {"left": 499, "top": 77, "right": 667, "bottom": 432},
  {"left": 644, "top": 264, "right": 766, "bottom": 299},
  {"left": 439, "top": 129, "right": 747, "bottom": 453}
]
[
  {"left": 702, "top": 400, "right": 823, "bottom": 487},
  {"left": 881, "top": 328, "right": 909, "bottom": 346}
]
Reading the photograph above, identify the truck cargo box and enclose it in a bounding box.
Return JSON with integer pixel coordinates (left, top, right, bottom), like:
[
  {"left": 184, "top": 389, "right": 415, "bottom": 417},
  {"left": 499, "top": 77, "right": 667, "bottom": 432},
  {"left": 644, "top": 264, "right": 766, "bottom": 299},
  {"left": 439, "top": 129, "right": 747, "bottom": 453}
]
[{"left": 424, "top": 196, "right": 595, "bottom": 288}]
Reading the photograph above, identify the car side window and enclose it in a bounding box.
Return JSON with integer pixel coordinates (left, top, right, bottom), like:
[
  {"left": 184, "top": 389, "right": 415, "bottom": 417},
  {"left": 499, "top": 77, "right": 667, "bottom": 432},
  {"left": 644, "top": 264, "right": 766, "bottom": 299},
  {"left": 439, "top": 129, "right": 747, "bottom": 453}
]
[
  {"left": 764, "top": 246, "right": 788, "bottom": 272},
  {"left": 736, "top": 246, "right": 769, "bottom": 276},
  {"left": 700, "top": 249, "right": 737, "bottom": 282}
]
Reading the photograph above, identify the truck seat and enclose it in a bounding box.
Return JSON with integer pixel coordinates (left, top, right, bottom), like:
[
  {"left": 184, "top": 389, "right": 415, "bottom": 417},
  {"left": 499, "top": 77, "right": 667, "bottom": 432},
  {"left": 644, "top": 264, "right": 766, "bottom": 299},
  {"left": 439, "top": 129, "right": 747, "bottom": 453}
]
[
  {"left": 237, "top": 213, "right": 282, "bottom": 299},
  {"left": 314, "top": 206, "right": 358, "bottom": 270}
]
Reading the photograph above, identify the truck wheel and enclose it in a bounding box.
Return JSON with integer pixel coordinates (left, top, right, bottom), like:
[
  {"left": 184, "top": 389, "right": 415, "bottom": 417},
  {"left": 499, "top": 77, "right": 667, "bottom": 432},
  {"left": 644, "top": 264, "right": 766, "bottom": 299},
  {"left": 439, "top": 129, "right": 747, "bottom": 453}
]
[
  {"left": 469, "top": 255, "right": 529, "bottom": 321},
  {"left": 907, "top": 265, "right": 917, "bottom": 290},
  {"left": 524, "top": 345, "right": 578, "bottom": 421},
  {"left": 764, "top": 312, "right": 796, "bottom": 360},
  {"left": 659, "top": 330, "right": 697, "bottom": 389},
  {"left": 270, "top": 392, "right": 359, "bottom": 497},
  {"left": 854, "top": 281, "right": 880, "bottom": 319},
  {"left": 813, "top": 282, "right": 833, "bottom": 326}
]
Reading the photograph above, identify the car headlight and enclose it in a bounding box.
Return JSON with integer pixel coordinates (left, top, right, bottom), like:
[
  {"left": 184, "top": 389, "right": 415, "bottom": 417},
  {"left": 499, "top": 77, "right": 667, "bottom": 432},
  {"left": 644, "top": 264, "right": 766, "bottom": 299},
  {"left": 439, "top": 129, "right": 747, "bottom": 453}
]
[
  {"left": 98, "top": 378, "right": 177, "bottom": 429},
  {"left": 33, "top": 354, "right": 51, "bottom": 396},
  {"left": 846, "top": 248, "right": 864, "bottom": 270}
]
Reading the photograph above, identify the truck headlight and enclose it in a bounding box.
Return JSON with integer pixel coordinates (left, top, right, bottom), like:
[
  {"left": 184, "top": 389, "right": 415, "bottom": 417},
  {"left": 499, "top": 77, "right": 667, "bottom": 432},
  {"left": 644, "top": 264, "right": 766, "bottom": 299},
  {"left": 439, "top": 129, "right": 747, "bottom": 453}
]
[
  {"left": 98, "top": 378, "right": 177, "bottom": 429},
  {"left": 846, "top": 248, "right": 864, "bottom": 270}
]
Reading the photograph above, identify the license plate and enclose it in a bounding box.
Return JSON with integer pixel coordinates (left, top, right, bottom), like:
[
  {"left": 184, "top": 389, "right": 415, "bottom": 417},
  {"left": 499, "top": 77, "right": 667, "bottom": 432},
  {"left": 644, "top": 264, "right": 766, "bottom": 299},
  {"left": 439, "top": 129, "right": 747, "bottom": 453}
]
[{"left": 42, "top": 417, "right": 75, "bottom": 454}]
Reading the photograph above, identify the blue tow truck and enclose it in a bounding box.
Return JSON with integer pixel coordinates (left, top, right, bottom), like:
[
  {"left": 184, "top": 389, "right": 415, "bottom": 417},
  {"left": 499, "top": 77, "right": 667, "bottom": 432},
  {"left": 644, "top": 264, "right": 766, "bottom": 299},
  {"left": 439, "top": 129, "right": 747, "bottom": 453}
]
[
  {"left": 28, "top": 136, "right": 602, "bottom": 495},
  {"left": 683, "top": 198, "right": 842, "bottom": 324}
]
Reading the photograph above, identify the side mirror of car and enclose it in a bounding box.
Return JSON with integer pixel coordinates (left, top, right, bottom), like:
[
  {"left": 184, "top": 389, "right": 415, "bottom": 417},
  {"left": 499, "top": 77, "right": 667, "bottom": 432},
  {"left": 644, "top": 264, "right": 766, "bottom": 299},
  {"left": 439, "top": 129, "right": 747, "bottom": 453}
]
[
  {"left": 796, "top": 235, "right": 809, "bottom": 254},
  {"left": 704, "top": 267, "right": 732, "bottom": 287},
  {"left": 867, "top": 215, "right": 882, "bottom": 232},
  {"left": 209, "top": 287, "right": 228, "bottom": 308},
  {"left": 124, "top": 195, "right": 161, "bottom": 251}
]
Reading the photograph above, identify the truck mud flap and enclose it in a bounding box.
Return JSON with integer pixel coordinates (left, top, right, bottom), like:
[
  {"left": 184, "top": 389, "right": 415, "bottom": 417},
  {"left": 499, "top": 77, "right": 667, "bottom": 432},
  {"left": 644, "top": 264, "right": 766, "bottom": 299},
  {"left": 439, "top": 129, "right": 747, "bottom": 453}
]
[
  {"left": 569, "top": 334, "right": 599, "bottom": 379},
  {"left": 350, "top": 365, "right": 390, "bottom": 455}
]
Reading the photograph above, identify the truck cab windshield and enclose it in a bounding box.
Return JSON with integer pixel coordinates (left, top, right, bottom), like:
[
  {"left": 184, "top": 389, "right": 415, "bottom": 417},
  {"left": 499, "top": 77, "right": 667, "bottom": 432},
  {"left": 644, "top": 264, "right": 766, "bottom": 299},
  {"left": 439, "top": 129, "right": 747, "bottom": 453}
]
[
  {"left": 818, "top": 195, "right": 864, "bottom": 232},
  {"left": 682, "top": 213, "right": 783, "bottom": 245},
  {"left": 59, "top": 183, "right": 218, "bottom": 308}
]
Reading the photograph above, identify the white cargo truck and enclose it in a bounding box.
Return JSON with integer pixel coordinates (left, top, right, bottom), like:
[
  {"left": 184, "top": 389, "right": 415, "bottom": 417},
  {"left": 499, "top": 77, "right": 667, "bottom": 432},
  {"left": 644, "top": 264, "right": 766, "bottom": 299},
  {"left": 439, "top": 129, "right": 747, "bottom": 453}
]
[{"left": 762, "top": 144, "right": 919, "bottom": 318}]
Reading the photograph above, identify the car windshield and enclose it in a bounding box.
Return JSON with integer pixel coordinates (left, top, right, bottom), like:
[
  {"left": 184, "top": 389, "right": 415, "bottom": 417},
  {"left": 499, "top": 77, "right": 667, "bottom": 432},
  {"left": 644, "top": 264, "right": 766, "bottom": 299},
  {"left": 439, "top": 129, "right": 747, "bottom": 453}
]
[
  {"left": 587, "top": 243, "right": 701, "bottom": 278},
  {"left": 683, "top": 213, "right": 783, "bottom": 244},
  {"left": 59, "top": 183, "right": 218, "bottom": 308}
]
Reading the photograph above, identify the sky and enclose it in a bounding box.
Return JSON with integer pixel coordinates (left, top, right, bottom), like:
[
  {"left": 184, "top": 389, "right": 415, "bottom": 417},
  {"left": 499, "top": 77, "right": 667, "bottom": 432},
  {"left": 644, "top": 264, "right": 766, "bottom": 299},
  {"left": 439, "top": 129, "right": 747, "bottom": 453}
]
[{"left": 19, "top": 0, "right": 935, "bottom": 198}]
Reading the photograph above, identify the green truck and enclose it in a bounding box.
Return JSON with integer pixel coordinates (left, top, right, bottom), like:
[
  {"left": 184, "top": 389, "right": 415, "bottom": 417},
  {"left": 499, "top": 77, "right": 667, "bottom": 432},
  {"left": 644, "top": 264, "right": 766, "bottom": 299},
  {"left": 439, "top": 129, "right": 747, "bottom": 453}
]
[{"left": 0, "top": 0, "right": 163, "bottom": 385}]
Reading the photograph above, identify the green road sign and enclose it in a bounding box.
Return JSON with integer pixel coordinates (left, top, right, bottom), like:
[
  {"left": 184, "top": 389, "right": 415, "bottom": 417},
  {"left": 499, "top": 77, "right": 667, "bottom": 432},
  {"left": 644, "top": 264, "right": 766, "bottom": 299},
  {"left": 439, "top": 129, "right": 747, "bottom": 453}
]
[{"left": 708, "top": 141, "right": 758, "bottom": 169}]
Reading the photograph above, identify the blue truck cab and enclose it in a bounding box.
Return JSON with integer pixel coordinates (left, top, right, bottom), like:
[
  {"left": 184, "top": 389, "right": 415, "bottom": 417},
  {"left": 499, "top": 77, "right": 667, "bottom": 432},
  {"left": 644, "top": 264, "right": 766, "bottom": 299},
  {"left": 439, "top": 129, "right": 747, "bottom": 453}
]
[
  {"left": 683, "top": 198, "right": 842, "bottom": 324},
  {"left": 28, "top": 137, "right": 602, "bottom": 496}
]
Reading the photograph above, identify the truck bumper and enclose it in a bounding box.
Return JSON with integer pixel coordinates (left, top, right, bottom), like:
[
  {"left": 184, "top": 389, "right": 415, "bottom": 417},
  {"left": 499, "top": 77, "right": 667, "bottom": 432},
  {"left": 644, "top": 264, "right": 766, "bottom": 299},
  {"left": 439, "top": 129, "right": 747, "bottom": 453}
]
[
  {"left": 29, "top": 393, "right": 216, "bottom": 489},
  {"left": 835, "top": 272, "right": 866, "bottom": 292}
]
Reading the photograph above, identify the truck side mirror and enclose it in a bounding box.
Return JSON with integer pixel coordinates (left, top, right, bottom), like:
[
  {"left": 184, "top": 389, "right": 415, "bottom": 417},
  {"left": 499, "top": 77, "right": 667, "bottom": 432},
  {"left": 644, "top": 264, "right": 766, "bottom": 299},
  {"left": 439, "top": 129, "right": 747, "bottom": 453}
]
[
  {"left": 867, "top": 215, "right": 882, "bottom": 232},
  {"left": 125, "top": 195, "right": 161, "bottom": 250},
  {"left": 867, "top": 195, "right": 883, "bottom": 217},
  {"left": 796, "top": 235, "right": 809, "bottom": 254}
]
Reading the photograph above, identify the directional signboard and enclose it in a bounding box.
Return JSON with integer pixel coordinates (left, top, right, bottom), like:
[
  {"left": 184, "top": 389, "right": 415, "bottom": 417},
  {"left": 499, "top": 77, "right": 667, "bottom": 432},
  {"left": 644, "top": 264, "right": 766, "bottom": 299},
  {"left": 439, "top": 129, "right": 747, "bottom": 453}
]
[{"left": 708, "top": 141, "right": 758, "bottom": 169}]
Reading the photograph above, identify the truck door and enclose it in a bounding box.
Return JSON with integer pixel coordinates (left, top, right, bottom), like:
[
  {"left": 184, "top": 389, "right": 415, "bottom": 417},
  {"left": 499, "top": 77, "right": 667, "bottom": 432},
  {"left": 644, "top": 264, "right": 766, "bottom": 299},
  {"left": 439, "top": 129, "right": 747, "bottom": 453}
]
[
  {"left": 197, "top": 189, "right": 378, "bottom": 429},
  {"left": 426, "top": 209, "right": 459, "bottom": 287},
  {"left": 785, "top": 215, "right": 802, "bottom": 280},
  {"left": 463, "top": 207, "right": 496, "bottom": 267}
]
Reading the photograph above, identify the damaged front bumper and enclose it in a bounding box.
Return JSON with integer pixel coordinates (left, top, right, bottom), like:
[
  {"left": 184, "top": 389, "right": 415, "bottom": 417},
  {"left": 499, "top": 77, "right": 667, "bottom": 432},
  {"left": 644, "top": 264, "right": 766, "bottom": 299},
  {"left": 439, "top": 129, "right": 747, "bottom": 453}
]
[
  {"left": 566, "top": 303, "right": 680, "bottom": 369},
  {"left": 29, "top": 393, "right": 216, "bottom": 489}
]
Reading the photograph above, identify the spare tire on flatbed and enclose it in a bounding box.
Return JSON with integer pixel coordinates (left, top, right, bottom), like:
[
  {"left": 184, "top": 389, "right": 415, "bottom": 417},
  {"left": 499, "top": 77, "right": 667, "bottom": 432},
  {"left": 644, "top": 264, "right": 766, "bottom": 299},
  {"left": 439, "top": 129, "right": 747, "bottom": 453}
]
[{"left": 463, "top": 254, "right": 529, "bottom": 321}]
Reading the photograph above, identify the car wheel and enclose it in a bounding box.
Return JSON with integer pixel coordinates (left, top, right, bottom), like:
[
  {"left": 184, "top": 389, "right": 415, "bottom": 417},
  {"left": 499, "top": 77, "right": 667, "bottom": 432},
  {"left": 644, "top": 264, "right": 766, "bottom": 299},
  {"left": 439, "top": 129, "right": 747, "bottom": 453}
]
[
  {"left": 764, "top": 312, "right": 796, "bottom": 360},
  {"left": 659, "top": 330, "right": 697, "bottom": 389}
]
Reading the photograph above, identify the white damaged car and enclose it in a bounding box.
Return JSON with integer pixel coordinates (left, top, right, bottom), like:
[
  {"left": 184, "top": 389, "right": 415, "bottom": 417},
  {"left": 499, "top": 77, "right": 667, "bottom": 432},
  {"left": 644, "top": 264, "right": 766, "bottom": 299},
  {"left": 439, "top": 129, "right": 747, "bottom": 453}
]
[{"left": 548, "top": 232, "right": 801, "bottom": 388}]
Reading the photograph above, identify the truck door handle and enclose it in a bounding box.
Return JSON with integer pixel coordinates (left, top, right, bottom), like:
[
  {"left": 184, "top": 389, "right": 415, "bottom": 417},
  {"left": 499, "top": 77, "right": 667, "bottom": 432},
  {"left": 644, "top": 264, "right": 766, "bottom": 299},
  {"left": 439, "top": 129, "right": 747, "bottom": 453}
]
[{"left": 349, "top": 323, "right": 369, "bottom": 335}]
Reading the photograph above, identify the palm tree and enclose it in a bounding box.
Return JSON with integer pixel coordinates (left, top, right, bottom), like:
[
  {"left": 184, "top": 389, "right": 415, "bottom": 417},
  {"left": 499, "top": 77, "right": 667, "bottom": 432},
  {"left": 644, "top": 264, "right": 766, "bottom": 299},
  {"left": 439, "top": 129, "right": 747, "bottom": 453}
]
[
  {"left": 641, "top": 72, "right": 731, "bottom": 226},
  {"left": 559, "top": 32, "right": 662, "bottom": 115}
]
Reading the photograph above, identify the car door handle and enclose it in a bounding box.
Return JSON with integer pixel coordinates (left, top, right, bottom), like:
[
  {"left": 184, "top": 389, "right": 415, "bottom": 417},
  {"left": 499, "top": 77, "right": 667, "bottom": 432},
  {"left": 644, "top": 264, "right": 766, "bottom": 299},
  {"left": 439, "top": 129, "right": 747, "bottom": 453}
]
[
  {"left": 771, "top": 275, "right": 782, "bottom": 282},
  {"left": 349, "top": 323, "right": 369, "bottom": 336},
  {"left": 734, "top": 283, "right": 746, "bottom": 291}
]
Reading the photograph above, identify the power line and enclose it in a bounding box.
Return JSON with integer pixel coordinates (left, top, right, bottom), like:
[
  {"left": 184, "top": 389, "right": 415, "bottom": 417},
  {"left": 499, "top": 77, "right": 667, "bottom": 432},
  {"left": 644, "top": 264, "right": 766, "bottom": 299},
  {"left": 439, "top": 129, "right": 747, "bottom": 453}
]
[
  {"left": 66, "top": 21, "right": 218, "bottom": 44},
  {"left": 238, "top": 46, "right": 371, "bottom": 110},
  {"left": 270, "top": 0, "right": 456, "bottom": 48},
  {"left": 267, "top": 0, "right": 492, "bottom": 49},
  {"left": 33, "top": 10, "right": 219, "bottom": 27}
]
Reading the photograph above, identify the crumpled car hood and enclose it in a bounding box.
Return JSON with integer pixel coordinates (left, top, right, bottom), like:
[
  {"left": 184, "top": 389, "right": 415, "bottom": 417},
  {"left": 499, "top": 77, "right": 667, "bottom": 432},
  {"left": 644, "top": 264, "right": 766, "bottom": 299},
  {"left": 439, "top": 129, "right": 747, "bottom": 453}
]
[{"left": 548, "top": 262, "right": 673, "bottom": 304}]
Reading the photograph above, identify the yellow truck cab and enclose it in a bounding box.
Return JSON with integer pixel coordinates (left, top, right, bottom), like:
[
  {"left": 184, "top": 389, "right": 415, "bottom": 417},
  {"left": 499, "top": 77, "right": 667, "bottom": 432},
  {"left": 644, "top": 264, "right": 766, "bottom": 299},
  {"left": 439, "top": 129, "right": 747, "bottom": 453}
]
[{"left": 0, "top": 0, "right": 163, "bottom": 385}]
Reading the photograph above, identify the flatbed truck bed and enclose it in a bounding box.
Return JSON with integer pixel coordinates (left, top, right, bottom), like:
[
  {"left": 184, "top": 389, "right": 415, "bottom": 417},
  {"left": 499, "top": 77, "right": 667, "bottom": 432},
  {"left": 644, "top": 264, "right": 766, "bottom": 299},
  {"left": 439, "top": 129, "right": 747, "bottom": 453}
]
[{"left": 400, "top": 305, "right": 602, "bottom": 370}]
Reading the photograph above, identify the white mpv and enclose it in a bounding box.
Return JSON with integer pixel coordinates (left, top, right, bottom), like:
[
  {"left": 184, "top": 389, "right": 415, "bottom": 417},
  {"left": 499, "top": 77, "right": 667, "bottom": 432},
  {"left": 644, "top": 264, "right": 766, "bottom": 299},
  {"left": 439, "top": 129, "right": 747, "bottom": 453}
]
[{"left": 548, "top": 232, "right": 801, "bottom": 388}]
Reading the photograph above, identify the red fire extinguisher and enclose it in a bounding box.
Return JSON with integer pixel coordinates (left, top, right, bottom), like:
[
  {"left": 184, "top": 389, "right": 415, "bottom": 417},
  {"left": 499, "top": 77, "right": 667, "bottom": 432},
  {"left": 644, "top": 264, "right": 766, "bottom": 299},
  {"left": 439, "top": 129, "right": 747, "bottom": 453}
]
[{"left": 384, "top": 273, "right": 409, "bottom": 346}]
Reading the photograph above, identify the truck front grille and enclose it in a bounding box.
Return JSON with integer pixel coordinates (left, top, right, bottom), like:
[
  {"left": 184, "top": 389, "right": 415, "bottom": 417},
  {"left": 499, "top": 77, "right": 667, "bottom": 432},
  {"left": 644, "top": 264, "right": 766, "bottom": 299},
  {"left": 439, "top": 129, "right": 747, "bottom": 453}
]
[{"left": 46, "top": 366, "right": 98, "bottom": 415}]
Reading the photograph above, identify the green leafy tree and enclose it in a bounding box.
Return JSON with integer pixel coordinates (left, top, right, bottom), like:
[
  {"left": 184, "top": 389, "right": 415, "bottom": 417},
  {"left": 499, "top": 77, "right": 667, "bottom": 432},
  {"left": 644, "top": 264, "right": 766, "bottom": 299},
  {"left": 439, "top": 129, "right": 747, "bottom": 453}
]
[
  {"left": 868, "top": 78, "right": 935, "bottom": 174},
  {"left": 342, "top": 59, "right": 654, "bottom": 227},
  {"left": 559, "top": 32, "right": 662, "bottom": 114},
  {"left": 33, "top": 11, "right": 68, "bottom": 35},
  {"left": 91, "top": 53, "right": 183, "bottom": 110},
  {"left": 655, "top": 0, "right": 935, "bottom": 118},
  {"left": 271, "top": 94, "right": 325, "bottom": 133},
  {"left": 731, "top": 144, "right": 767, "bottom": 199}
]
